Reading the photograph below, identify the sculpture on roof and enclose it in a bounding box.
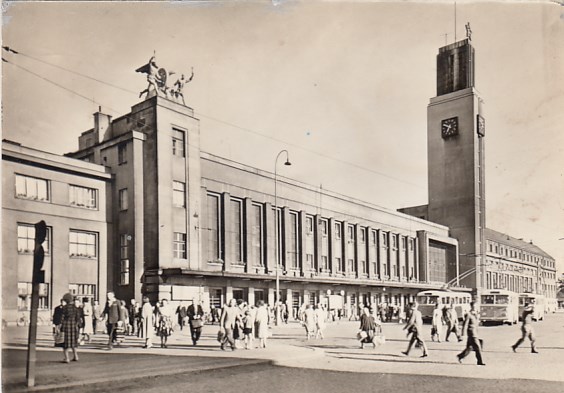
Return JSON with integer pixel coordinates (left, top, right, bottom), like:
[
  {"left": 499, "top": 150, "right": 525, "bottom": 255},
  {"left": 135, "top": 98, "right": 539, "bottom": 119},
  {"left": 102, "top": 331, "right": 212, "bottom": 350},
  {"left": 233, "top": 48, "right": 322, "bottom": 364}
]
[{"left": 136, "top": 52, "right": 194, "bottom": 105}]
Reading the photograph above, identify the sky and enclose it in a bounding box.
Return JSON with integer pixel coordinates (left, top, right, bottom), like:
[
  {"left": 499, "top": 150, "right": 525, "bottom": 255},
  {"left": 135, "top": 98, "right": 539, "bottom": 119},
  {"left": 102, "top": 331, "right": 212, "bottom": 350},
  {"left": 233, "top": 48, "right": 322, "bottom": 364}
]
[{"left": 2, "top": 1, "right": 563, "bottom": 275}]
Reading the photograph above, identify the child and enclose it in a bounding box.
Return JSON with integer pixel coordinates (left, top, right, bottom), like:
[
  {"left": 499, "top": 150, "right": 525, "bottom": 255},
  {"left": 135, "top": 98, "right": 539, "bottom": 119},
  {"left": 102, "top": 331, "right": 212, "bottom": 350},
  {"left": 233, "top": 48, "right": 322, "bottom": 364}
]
[{"left": 242, "top": 310, "right": 254, "bottom": 350}]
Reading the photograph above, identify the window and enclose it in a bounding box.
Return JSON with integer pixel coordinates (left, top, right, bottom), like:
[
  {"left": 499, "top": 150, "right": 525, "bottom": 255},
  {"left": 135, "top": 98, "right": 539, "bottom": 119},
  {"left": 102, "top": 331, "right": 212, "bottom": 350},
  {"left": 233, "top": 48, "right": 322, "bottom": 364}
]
[
  {"left": 306, "top": 254, "right": 314, "bottom": 270},
  {"left": 409, "top": 238, "right": 414, "bottom": 251},
  {"left": 348, "top": 258, "right": 355, "bottom": 272},
  {"left": 336, "top": 257, "right": 343, "bottom": 272},
  {"left": 18, "top": 282, "right": 49, "bottom": 310},
  {"left": 118, "top": 143, "right": 127, "bottom": 164},
  {"left": 173, "top": 181, "right": 186, "bottom": 208},
  {"left": 17, "top": 224, "right": 50, "bottom": 254},
  {"left": 347, "top": 225, "right": 354, "bottom": 242},
  {"left": 382, "top": 232, "right": 388, "bottom": 246},
  {"left": 69, "top": 231, "right": 97, "bottom": 258},
  {"left": 207, "top": 194, "right": 222, "bottom": 262},
  {"left": 321, "top": 256, "right": 329, "bottom": 270},
  {"left": 334, "top": 222, "right": 342, "bottom": 239},
  {"left": 392, "top": 234, "right": 398, "bottom": 249},
  {"left": 359, "top": 228, "right": 366, "bottom": 243},
  {"left": 361, "top": 259, "right": 367, "bottom": 274},
  {"left": 371, "top": 230, "right": 377, "bottom": 245},
  {"left": 320, "top": 219, "right": 328, "bottom": 236},
  {"left": 119, "top": 233, "right": 130, "bottom": 285},
  {"left": 69, "top": 185, "right": 97, "bottom": 209},
  {"left": 69, "top": 283, "right": 97, "bottom": 301},
  {"left": 401, "top": 237, "right": 407, "bottom": 250},
  {"left": 15, "top": 174, "right": 49, "bottom": 201},
  {"left": 306, "top": 216, "right": 314, "bottom": 234},
  {"left": 231, "top": 199, "right": 243, "bottom": 263},
  {"left": 172, "top": 129, "right": 185, "bottom": 157},
  {"left": 173, "top": 232, "right": 187, "bottom": 259},
  {"left": 288, "top": 212, "right": 299, "bottom": 269},
  {"left": 251, "top": 204, "right": 264, "bottom": 267},
  {"left": 119, "top": 189, "right": 128, "bottom": 211},
  {"left": 120, "top": 234, "right": 129, "bottom": 259}
]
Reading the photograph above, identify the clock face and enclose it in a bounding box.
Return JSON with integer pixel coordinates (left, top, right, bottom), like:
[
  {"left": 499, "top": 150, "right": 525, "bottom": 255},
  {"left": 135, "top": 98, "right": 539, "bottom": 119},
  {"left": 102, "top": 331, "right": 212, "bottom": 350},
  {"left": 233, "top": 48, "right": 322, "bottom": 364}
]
[
  {"left": 477, "top": 114, "right": 485, "bottom": 137},
  {"left": 441, "top": 117, "right": 459, "bottom": 138}
]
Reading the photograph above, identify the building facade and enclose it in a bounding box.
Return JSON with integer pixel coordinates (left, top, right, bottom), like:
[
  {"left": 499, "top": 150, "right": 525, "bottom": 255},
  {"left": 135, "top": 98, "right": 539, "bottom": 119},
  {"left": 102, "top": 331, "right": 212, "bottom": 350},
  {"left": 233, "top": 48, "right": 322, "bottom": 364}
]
[
  {"left": 2, "top": 141, "right": 111, "bottom": 325},
  {"left": 66, "top": 95, "right": 462, "bottom": 315}
]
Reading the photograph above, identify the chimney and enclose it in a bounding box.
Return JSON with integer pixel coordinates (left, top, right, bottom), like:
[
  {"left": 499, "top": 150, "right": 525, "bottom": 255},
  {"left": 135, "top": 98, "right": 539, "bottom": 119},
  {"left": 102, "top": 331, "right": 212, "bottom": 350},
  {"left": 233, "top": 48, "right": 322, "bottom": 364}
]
[{"left": 94, "top": 106, "right": 112, "bottom": 143}]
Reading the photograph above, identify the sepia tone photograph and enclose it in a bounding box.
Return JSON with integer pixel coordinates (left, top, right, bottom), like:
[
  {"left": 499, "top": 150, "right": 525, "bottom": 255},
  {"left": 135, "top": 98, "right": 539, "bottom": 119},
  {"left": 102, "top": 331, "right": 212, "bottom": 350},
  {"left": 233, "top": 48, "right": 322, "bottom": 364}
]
[{"left": 1, "top": 1, "right": 563, "bottom": 392}]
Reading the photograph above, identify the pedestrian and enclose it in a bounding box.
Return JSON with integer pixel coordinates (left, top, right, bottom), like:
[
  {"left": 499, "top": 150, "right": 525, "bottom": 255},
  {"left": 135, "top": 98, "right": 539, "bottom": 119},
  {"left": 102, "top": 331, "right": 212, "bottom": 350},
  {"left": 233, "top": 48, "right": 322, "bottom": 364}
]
[
  {"left": 431, "top": 303, "right": 444, "bottom": 342},
  {"left": 187, "top": 297, "right": 204, "bottom": 345},
  {"left": 92, "top": 300, "right": 102, "bottom": 334},
  {"left": 128, "top": 299, "right": 139, "bottom": 335},
  {"left": 176, "top": 301, "right": 187, "bottom": 331},
  {"left": 359, "top": 307, "right": 377, "bottom": 349},
  {"left": 53, "top": 298, "right": 66, "bottom": 348},
  {"left": 444, "top": 303, "right": 463, "bottom": 342},
  {"left": 242, "top": 310, "right": 254, "bottom": 349},
  {"left": 73, "top": 298, "right": 85, "bottom": 345},
  {"left": 60, "top": 293, "right": 81, "bottom": 363},
  {"left": 219, "top": 299, "right": 242, "bottom": 351},
  {"left": 302, "top": 304, "right": 316, "bottom": 340},
  {"left": 157, "top": 299, "right": 174, "bottom": 348},
  {"left": 457, "top": 301, "right": 486, "bottom": 365},
  {"left": 81, "top": 297, "right": 93, "bottom": 343},
  {"left": 401, "top": 302, "right": 429, "bottom": 358},
  {"left": 315, "top": 304, "right": 326, "bottom": 339},
  {"left": 379, "top": 303, "right": 387, "bottom": 323},
  {"left": 141, "top": 296, "right": 154, "bottom": 348},
  {"left": 102, "top": 291, "right": 124, "bottom": 349},
  {"left": 511, "top": 302, "right": 539, "bottom": 353},
  {"left": 255, "top": 300, "right": 269, "bottom": 349}
]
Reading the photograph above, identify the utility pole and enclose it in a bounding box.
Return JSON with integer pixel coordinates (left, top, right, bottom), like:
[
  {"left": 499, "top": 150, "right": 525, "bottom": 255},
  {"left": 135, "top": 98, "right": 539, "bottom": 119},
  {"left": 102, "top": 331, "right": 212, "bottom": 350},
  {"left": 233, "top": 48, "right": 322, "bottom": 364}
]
[{"left": 26, "top": 220, "right": 46, "bottom": 387}]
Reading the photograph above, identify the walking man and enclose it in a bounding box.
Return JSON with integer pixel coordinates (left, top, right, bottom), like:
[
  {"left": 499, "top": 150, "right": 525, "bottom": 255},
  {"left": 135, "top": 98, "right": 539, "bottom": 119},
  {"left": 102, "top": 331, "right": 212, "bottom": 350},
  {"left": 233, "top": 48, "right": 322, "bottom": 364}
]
[
  {"left": 402, "top": 302, "right": 428, "bottom": 358},
  {"left": 187, "top": 297, "right": 204, "bottom": 345},
  {"left": 102, "top": 291, "right": 124, "bottom": 349},
  {"left": 457, "top": 301, "right": 485, "bottom": 365},
  {"left": 512, "top": 302, "right": 539, "bottom": 353},
  {"left": 444, "top": 303, "right": 463, "bottom": 342},
  {"left": 219, "top": 299, "right": 242, "bottom": 351}
]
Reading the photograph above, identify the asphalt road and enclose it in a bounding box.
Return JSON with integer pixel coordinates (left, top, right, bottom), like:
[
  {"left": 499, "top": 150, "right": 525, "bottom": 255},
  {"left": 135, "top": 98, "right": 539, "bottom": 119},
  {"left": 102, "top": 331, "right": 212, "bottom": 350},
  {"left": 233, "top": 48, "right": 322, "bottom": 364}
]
[{"left": 51, "top": 362, "right": 563, "bottom": 393}]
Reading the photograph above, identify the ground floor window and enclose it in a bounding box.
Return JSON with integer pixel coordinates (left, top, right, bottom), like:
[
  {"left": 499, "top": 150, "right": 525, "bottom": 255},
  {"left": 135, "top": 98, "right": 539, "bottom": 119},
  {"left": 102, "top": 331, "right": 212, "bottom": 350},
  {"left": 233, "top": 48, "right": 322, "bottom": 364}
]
[
  {"left": 210, "top": 288, "right": 223, "bottom": 309},
  {"left": 69, "top": 283, "right": 97, "bottom": 302},
  {"left": 17, "top": 282, "right": 50, "bottom": 310}
]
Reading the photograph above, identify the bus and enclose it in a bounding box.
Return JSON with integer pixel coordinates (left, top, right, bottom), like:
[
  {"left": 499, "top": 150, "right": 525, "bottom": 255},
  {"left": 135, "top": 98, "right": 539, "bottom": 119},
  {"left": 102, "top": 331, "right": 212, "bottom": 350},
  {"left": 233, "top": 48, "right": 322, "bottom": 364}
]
[
  {"left": 518, "top": 293, "right": 546, "bottom": 321},
  {"left": 416, "top": 290, "right": 472, "bottom": 322},
  {"left": 479, "top": 289, "right": 519, "bottom": 325}
]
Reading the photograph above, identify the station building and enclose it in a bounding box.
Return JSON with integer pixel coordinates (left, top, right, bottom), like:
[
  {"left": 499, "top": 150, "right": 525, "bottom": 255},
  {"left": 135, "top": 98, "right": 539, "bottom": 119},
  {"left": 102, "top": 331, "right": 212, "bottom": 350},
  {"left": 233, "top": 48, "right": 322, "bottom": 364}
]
[{"left": 2, "top": 38, "right": 556, "bottom": 324}]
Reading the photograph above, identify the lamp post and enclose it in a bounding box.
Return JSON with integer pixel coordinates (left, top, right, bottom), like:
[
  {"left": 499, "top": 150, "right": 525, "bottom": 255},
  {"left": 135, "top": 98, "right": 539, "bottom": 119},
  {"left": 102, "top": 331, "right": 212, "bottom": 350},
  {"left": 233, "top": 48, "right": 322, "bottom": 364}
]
[{"left": 274, "top": 150, "right": 291, "bottom": 326}]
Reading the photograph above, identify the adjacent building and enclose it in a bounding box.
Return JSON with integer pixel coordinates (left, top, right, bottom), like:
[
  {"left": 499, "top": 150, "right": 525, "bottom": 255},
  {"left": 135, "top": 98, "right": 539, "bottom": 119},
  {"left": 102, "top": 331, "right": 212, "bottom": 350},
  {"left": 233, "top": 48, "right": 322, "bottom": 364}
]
[{"left": 2, "top": 140, "right": 111, "bottom": 324}]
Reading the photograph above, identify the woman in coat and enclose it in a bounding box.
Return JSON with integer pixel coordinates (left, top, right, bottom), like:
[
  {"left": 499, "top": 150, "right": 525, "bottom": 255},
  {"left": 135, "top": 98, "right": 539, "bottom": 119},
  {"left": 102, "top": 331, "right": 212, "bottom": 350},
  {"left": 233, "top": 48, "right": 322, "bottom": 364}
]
[
  {"left": 254, "top": 301, "right": 269, "bottom": 349},
  {"left": 81, "top": 297, "right": 93, "bottom": 343},
  {"left": 141, "top": 296, "right": 154, "bottom": 348},
  {"left": 60, "top": 293, "right": 81, "bottom": 362}
]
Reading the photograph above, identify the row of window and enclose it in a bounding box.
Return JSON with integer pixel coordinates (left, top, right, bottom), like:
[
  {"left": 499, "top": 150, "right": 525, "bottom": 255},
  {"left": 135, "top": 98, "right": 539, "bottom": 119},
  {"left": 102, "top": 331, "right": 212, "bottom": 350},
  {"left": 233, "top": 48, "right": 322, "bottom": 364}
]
[
  {"left": 487, "top": 240, "right": 555, "bottom": 269},
  {"left": 204, "top": 192, "right": 418, "bottom": 279},
  {"left": 117, "top": 180, "right": 187, "bottom": 212},
  {"left": 17, "top": 282, "right": 96, "bottom": 310},
  {"left": 15, "top": 174, "right": 98, "bottom": 209},
  {"left": 17, "top": 223, "right": 98, "bottom": 258}
]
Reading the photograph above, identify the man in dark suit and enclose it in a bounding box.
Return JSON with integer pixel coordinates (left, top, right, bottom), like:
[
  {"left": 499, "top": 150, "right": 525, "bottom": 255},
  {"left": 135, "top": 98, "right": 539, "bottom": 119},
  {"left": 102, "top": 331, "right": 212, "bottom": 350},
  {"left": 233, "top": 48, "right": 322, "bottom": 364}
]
[
  {"left": 457, "top": 301, "right": 485, "bottom": 365},
  {"left": 102, "top": 291, "right": 123, "bottom": 349},
  {"left": 187, "top": 298, "right": 204, "bottom": 345}
]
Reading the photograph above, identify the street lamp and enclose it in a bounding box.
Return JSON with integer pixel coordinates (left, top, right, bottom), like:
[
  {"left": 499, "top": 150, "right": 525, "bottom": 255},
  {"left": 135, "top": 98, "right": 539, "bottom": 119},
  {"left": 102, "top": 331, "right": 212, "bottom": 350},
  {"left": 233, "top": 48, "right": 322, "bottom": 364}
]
[{"left": 274, "top": 150, "right": 291, "bottom": 326}]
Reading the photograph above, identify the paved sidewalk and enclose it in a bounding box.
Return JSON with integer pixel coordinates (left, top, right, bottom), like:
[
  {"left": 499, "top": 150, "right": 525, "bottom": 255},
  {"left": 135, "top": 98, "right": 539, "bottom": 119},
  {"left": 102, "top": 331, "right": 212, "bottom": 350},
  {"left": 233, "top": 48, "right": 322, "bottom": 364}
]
[{"left": 1, "top": 323, "right": 321, "bottom": 392}]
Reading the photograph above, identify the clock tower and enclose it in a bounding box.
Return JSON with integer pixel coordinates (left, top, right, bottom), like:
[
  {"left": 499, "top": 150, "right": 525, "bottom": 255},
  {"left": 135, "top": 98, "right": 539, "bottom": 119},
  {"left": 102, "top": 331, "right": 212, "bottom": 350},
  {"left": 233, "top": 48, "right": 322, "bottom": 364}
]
[{"left": 427, "top": 38, "right": 486, "bottom": 290}]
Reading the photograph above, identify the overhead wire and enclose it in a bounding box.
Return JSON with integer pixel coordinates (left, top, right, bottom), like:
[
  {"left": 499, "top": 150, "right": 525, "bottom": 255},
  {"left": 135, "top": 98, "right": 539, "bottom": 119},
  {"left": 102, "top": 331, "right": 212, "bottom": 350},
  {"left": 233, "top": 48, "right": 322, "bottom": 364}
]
[{"left": 2, "top": 45, "right": 426, "bottom": 191}]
